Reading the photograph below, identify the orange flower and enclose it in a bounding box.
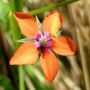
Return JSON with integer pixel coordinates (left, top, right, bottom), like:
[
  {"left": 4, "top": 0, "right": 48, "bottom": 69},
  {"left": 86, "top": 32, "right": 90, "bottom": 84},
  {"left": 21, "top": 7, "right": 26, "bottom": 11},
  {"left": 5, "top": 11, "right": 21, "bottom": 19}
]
[{"left": 10, "top": 10, "right": 76, "bottom": 82}]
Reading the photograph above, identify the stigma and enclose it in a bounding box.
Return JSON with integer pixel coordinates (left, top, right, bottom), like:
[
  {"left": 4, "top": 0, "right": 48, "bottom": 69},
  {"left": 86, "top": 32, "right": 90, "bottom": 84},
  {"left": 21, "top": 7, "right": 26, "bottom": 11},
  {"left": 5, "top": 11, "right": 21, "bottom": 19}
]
[{"left": 34, "top": 32, "right": 54, "bottom": 49}]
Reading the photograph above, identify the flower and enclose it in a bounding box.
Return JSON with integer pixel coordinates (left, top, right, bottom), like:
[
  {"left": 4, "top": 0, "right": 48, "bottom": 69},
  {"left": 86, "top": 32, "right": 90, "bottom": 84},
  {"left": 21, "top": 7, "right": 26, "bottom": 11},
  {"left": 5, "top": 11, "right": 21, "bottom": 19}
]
[{"left": 10, "top": 10, "right": 76, "bottom": 82}]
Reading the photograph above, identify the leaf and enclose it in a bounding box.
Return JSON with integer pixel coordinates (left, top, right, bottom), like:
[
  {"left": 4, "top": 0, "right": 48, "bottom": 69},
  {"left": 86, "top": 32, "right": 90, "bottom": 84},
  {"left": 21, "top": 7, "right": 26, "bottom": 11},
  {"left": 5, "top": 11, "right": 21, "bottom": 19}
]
[
  {"left": 24, "top": 66, "right": 54, "bottom": 90},
  {"left": 29, "top": 0, "right": 79, "bottom": 15},
  {"left": 0, "top": 2, "right": 10, "bottom": 32}
]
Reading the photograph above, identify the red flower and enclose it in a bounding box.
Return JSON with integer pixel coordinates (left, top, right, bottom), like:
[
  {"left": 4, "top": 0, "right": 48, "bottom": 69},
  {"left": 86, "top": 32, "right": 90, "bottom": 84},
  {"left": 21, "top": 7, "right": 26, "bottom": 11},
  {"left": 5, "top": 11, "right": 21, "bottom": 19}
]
[{"left": 10, "top": 10, "right": 76, "bottom": 82}]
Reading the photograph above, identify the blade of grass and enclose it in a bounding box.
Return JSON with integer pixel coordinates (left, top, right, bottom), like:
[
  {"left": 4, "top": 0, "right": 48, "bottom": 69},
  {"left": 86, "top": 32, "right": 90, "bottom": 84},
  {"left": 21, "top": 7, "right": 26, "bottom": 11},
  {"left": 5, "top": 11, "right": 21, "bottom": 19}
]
[
  {"left": 59, "top": 70, "right": 82, "bottom": 90},
  {"left": 24, "top": 66, "right": 45, "bottom": 90},
  {"left": 24, "top": 66, "right": 53, "bottom": 90},
  {"left": 68, "top": 5, "right": 90, "bottom": 90},
  {"left": 9, "top": 0, "right": 23, "bottom": 47},
  {"left": 9, "top": 0, "right": 25, "bottom": 90},
  {"left": 10, "top": 16, "right": 21, "bottom": 47},
  {"left": 29, "top": 0, "right": 79, "bottom": 15},
  {"left": 10, "top": 0, "right": 23, "bottom": 12},
  {"left": 0, "top": 26, "right": 17, "bottom": 90}
]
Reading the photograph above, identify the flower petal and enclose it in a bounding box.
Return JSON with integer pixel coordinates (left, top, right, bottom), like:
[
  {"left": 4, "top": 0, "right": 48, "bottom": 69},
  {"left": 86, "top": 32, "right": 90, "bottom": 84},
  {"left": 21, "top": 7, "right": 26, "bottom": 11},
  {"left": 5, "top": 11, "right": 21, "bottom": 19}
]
[
  {"left": 13, "top": 12, "right": 39, "bottom": 38},
  {"left": 40, "top": 49, "right": 60, "bottom": 82},
  {"left": 51, "top": 36, "right": 76, "bottom": 56},
  {"left": 10, "top": 42, "right": 38, "bottom": 65},
  {"left": 42, "top": 10, "right": 62, "bottom": 36}
]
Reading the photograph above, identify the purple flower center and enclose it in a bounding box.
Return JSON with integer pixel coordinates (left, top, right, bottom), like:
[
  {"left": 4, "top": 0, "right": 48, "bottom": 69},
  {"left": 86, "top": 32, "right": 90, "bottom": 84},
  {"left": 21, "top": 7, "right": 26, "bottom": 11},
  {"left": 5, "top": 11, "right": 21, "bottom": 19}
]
[{"left": 34, "top": 32, "right": 54, "bottom": 49}]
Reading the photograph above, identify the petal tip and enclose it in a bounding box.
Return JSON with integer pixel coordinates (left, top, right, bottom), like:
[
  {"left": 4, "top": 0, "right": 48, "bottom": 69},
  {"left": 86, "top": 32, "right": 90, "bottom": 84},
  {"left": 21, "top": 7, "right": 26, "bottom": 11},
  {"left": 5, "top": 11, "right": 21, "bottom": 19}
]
[
  {"left": 13, "top": 12, "right": 38, "bottom": 38},
  {"left": 9, "top": 59, "right": 15, "bottom": 65},
  {"left": 43, "top": 10, "right": 62, "bottom": 36},
  {"left": 51, "top": 36, "right": 76, "bottom": 56},
  {"left": 40, "top": 49, "right": 60, "bottom": 83},
  {"left": 13, "top": 12, "right": 34, "bottom": 20}
]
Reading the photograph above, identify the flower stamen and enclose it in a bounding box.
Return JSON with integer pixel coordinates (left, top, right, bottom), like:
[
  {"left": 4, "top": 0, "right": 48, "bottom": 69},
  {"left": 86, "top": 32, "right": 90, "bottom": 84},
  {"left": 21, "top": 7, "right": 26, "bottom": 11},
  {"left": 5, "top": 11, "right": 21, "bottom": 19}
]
[{"left": 35, "top": 32, "right": 54, "bottom": 49}]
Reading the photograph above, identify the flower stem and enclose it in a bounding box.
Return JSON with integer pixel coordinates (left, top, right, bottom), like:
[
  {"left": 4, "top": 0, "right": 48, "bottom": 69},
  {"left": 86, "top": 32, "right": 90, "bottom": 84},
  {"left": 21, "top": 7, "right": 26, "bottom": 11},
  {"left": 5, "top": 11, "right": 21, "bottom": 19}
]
[
  {"left": 19, "top": 66, "right": 25, "bottom": 90},
  {"left": 9, "top": 0, "right": 25, "bottom": 90},
  {"left": 29, "top": 0, "right": 79, "bottom": 15}
]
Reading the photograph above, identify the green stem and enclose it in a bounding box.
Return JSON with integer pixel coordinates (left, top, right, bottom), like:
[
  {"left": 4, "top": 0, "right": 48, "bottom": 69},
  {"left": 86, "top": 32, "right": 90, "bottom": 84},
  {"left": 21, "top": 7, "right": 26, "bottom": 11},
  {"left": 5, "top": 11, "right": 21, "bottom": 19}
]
[
  {"left": 9, "top": 0, "right": 25, "bottom": 90},
  {"left": 19, "top": 66, "right": 25, "bottom": 90},
  {"left": 10, "top": 0, "right": 23, "bottom": 12},
  {"left": 29, "top": 0, "right": 79, "bottom": 15}
]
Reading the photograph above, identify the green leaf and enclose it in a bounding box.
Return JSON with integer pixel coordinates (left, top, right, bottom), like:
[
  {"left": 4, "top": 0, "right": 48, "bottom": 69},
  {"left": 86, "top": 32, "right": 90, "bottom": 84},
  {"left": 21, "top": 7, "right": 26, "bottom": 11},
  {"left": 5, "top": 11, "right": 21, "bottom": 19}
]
[
  {"left": 24, "top": 66, "right": 54, "bottom": 90},
  {"left": 10, "top": 0, "right": 25, "bottom": 90},
  {"left": 0, "top": 2, "right": 10, "bottom": 32},
  {"left": 29, "top": 0, "right": 79, "bottom": 15}
]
